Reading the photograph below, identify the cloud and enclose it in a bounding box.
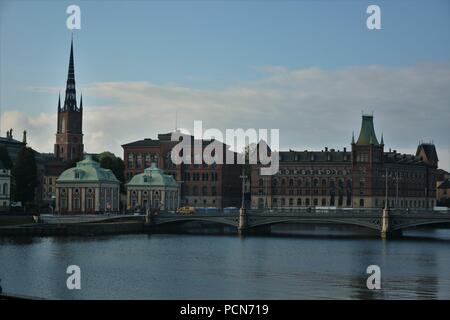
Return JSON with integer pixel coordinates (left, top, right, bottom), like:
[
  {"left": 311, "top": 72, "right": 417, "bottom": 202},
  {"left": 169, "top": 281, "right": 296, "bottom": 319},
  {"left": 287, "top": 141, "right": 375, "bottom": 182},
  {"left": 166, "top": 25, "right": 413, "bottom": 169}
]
[{"left": 2, "top": 63, "right": 450, "bottom": 171}]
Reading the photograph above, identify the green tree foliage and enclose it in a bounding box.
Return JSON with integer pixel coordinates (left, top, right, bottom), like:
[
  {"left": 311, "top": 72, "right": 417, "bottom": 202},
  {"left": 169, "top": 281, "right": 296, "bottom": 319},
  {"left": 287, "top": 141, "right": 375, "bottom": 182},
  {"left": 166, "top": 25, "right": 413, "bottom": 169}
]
[
  {"left": 0, "top": 145, "right": 12, "bottom": 169},
  {"left": 12, "top": 147, "right": 37, "bottom": 204},
  {"left": 97, "top": 152, "right": 125, "bottom": 193}
]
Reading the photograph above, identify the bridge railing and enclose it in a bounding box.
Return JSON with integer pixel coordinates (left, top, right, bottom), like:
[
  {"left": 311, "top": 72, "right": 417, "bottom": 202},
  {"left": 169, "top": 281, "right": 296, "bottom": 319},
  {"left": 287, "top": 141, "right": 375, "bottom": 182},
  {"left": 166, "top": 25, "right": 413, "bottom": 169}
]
[{"left": 248, "top": 207, "right": 383, "bottom": 215}]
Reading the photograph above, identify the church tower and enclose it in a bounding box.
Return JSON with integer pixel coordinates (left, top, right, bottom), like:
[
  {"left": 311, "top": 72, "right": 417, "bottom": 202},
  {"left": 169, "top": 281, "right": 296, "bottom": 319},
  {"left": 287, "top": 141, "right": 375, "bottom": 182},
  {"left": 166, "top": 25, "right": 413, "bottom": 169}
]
[
  {"left": 351, "top": 114, "right": 384, "bottom": 207},
  {"left": 54, "top": 38, "right": 84, "bottom": 162}
]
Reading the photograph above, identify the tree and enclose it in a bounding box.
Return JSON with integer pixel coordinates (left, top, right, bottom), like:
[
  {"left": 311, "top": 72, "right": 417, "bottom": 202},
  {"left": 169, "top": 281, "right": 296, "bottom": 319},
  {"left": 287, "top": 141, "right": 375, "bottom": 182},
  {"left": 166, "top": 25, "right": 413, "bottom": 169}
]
[
  {"left": 0, "top": 145, "right": 12, "bottom": 169},
  {"left": 98, "top": 151, "right": 125, "bottom": 193},
  {"left": 12, "top": 147, "right": 37, "bottom": 205}
]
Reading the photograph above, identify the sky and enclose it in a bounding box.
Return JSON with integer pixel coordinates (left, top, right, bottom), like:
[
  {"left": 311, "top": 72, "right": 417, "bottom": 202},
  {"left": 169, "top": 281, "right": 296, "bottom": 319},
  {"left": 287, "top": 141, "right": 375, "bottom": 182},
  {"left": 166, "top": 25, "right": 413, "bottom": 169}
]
[{"left": 0, "top": 0, "right": 449, "bottom": 170}]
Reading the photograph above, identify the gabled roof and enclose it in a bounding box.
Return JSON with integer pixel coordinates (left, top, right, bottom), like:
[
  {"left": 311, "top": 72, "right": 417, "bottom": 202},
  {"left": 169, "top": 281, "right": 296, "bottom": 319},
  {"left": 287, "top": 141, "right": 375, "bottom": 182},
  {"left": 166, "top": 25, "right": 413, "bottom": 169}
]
[
  {"left": 121, "top": 139, "right": 162, "bottom": 148},
  {"left": 438, "top": 179, "right": 450, "bottom": 189}
]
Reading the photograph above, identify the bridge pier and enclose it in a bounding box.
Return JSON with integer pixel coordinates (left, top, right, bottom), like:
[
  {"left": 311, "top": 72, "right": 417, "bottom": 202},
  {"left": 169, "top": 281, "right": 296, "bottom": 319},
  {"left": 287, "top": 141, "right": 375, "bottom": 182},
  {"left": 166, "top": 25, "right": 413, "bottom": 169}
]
[
  {"left": 238, "top": 207, "right": 247, "bottom": 235},
  {"left": 145, "top": 210, "right": 153, "bottom": 225},
  {"left": 380, "top": 208, "right": 403, "bottom": 238},
  {"left": 381, "top": 208, "right": 390, "bottom": 238}
]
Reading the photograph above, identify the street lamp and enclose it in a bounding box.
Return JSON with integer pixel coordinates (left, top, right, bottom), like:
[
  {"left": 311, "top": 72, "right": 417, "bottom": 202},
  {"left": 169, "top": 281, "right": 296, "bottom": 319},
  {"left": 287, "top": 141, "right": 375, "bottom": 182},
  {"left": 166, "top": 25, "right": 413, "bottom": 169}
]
[
  {"left": 240, "top": 167, "right": 247, "bottom": 209},
  {"left": 382, "top": 169, "right": 391, "bottom": 209},
  {"left": 392, "top": 172, "right": 401, "bottom": 208}
]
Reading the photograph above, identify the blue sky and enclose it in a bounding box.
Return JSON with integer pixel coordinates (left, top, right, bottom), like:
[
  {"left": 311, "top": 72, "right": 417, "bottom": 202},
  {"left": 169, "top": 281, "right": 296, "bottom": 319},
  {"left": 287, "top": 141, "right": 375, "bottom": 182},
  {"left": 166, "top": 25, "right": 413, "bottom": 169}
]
[{"left": 0, "top": 0, "right": 449, "bottom": 169}]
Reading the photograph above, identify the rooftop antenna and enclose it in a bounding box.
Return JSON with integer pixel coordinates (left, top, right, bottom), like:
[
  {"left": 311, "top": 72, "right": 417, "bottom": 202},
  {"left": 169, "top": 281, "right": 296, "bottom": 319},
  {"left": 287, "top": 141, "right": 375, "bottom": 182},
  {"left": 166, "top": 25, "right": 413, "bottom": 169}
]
[{"left": 175, "top": 109, "right": 178, "bottom": 132}]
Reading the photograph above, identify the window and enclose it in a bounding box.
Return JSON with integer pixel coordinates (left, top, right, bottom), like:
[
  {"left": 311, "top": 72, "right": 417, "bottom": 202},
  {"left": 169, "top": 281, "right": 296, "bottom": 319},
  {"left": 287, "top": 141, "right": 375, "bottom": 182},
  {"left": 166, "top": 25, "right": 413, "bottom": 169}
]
[
  {"left": 145, "top": 154, "right": 151, "bottom": 167},
  {"left": 2, "top": 183, "right": 7, "bottom": 195},
  {"left": 87, "top": 198, "right": 93, "bottom": 209},
  {"left": 359, "top": 199, "right": 365, "bottom": 207},
  {"left": 128, "top": 154, "right": 134, "bottom": 168},
  {"left": 73, "top": 198, "right": 80, "bottom": 210},
  {"left": 136, "top": 154, "right": 143, "bottom": 169}
]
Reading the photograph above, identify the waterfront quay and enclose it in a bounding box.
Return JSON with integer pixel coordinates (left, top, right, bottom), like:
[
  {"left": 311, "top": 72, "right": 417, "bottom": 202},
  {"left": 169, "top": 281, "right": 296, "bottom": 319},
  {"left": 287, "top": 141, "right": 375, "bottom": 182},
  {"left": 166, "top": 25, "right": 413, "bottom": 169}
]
[{"left": 1, "top": 208, "right": 450, "bottom": 238}]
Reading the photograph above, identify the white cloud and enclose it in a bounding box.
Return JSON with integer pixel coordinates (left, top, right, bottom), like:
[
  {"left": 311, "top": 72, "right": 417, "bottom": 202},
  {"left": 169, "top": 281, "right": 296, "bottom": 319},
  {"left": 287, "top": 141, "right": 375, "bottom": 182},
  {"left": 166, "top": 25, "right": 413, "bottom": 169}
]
[{"left": 1, "top": 63, "right": 449, "bottom": 171}]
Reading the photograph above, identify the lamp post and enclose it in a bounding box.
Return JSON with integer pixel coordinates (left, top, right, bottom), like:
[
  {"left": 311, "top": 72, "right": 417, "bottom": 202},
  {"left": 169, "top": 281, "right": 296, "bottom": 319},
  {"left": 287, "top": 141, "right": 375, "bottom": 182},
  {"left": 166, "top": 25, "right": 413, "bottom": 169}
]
[
  {"left": 382, "top": 168, "right": 391, "bottom": 209},
  {"left": 392, "top": 172, "right": 401, "bottom": 208},
  {"left": 240, "top": 167, "right": 247, "bottom": 209}
]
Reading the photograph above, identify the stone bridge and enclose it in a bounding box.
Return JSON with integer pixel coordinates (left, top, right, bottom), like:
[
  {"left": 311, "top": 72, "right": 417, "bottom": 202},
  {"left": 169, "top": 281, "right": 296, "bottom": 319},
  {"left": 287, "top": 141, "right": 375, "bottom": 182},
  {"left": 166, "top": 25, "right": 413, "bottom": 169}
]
[{"left": 146, "top": 208, "right": 450, "bottom": 238}]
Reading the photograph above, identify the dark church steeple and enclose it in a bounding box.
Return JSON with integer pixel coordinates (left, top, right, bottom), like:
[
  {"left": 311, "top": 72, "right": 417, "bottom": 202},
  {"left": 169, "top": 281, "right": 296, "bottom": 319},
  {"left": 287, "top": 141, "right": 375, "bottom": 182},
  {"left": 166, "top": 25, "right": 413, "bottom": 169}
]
[
  {"left": 63, "top": 37, "right": 78, "bottom": 111},
  {"left": 55, "top": 37, "right": 84, "bottom": 162}
]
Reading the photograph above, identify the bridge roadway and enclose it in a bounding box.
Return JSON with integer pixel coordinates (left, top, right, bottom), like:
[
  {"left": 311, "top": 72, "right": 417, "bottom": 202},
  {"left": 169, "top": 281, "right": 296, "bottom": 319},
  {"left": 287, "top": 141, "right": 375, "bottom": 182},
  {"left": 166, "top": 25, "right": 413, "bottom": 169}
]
[{"left": 147, "top": 208, "right": 450, "bottom": 237}]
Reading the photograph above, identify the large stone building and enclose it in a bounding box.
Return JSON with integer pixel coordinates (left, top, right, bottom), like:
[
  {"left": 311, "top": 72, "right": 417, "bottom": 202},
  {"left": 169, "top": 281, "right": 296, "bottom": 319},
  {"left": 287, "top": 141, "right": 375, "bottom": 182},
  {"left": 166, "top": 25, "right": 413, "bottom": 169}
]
[
  {"left": 251, "top": 114, "right": 438, "bottom": 209},
  {"left": 0, "top": 160, "right": 11, "bottom": 210},
  {"left": 55, "top": 155, "right": 120, "bottom": 214},
  {"left": 126, "top": 163, "right": 180, "bottom": 211},
  {"left": 122, "top": 133, "right": 242, "bottom": 208}
]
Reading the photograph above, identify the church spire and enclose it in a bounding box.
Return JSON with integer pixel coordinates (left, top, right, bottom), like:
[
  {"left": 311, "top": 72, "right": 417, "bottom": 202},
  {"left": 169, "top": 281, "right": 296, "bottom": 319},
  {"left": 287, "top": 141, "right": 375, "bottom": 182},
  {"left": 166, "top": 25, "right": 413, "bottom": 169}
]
[
  {"left": 63, "top": 36, "right": 77, "bottom": 111},
  {"left": 80, "top": 92, "right": 83, "bottom": 110},
  {"left": 58, "top": 92, "right": 61, "bottom": 111}
]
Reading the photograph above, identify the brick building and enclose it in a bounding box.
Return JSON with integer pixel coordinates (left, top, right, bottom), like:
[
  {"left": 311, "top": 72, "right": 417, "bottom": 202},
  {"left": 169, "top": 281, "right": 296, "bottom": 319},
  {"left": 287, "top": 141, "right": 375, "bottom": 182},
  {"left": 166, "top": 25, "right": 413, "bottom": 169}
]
[
  {"left": 122, "top": 133, "right": 242, "bottom": 208},
  {"left": 251, "top": 114, "right": 438, "bottom": 209}
]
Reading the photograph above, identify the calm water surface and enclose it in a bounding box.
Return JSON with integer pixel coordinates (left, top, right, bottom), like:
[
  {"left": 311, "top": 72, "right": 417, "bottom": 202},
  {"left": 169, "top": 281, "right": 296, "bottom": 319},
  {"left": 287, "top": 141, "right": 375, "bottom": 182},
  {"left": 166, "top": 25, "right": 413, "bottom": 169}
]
[{"left": 1, "top": 228, "right": 450, "bottom": 299}]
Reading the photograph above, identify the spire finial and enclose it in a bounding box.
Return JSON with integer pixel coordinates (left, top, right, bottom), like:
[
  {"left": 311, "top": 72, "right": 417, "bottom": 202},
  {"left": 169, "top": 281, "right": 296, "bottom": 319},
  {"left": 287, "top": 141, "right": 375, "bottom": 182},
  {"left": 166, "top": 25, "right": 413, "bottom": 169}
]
[
  {"left": 58, "top": 91, "right": 61, "bottom": 110},
  {"left": 381, "top": 132, "right": 384, "bottom": 145},
  {"left": 80, "top": 91, "right": 83, "bottom": 110},
  {"left": 351, "top": 131, "right": 355, "bottom": 144}
]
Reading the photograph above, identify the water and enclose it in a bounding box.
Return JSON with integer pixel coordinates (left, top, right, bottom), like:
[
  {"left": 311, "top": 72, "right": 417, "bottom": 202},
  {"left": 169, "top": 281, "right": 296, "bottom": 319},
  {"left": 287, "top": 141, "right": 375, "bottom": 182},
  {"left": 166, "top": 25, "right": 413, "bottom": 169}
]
[{"left": 1, "top": 227, "right": 450, "bottom": 299}]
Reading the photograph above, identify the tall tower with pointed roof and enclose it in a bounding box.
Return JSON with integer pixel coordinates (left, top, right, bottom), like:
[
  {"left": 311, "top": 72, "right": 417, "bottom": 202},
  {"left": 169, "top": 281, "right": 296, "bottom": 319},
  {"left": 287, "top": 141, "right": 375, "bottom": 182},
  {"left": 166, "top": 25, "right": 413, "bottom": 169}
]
[
  {"left": 351, "top": 114, "right": 384, "bottom": 207},
  {"left": 54, "top": 38, "right": 84, "bottom": 162}
]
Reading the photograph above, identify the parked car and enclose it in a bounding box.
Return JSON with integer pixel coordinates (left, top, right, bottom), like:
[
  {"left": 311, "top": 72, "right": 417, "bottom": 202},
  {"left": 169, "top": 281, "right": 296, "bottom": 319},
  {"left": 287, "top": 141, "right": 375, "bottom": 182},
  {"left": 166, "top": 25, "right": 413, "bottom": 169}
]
[{"left": 176, "top": 206, "right": 196, "bottom": 215}]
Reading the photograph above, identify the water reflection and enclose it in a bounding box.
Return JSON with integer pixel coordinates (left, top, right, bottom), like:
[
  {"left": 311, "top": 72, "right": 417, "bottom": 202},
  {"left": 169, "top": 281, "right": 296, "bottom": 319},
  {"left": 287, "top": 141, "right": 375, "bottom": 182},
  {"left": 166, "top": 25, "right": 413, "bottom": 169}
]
[{"left": 0, "top": 227, "right": 449, "bottom": 299}]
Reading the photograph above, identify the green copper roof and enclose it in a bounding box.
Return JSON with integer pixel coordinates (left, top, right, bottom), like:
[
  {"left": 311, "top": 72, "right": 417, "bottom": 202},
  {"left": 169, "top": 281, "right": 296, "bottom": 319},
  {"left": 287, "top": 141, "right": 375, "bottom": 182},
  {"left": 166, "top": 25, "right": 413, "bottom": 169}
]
[
  {"left": 126, "top": 164, "right": 178, "bottom": 188},
  {"left": 57, "top": 155, "right": 119, "bottom": 183},
  {"left": 356, "top": 115, "right": 380, "bottom": 146}
]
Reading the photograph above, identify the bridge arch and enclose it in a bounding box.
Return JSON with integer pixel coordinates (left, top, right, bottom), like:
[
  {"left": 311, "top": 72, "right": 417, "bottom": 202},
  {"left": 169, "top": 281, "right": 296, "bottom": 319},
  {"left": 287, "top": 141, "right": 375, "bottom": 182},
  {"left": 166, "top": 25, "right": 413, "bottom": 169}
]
[
  {"left": 152, "top": 216, "right": 239, "bottom": 228},
  {"left": 248, "top": 218, "right": 382, "bottom": 231}
]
